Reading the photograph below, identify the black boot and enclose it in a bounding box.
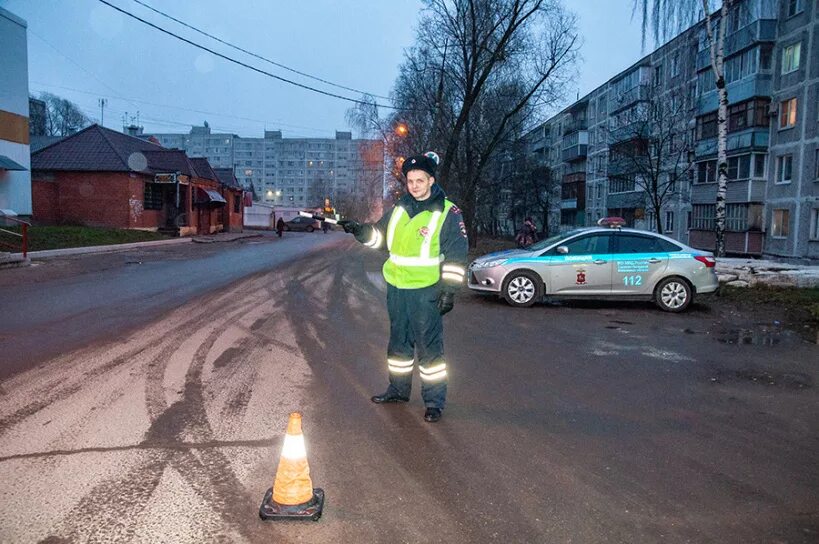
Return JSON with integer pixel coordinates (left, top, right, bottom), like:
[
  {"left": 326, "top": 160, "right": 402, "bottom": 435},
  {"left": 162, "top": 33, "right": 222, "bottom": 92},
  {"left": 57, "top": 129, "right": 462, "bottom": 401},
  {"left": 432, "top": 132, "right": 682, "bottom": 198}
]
[
  {"left": 371, "top": 391, "right": 409, "bottom": 404},
  {"left": 423, "top": 408, "right": 442, "bottom": 422}
]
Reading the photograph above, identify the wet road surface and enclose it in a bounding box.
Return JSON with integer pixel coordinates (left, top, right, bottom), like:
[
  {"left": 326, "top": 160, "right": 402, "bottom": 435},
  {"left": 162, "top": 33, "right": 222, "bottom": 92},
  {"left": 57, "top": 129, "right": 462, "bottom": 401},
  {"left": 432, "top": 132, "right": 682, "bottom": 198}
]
[{"left": 0, "top": 235, "right": 817, "bottom": 543}]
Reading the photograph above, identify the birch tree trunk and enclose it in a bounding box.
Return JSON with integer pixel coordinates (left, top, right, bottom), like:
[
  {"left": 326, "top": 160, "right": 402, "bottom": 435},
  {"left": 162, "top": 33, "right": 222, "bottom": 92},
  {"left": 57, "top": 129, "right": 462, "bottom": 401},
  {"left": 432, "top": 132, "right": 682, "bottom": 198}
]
[{"left": 704, "top": 0, "right": 729, "bottom": 256}]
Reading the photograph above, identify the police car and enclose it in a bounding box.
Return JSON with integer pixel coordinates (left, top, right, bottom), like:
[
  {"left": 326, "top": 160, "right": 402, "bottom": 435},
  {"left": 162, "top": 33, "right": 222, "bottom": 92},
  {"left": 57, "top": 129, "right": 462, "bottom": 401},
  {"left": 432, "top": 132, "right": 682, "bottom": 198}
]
[{"left": 467, "top": 218, "right": 718, "bottom": 312}]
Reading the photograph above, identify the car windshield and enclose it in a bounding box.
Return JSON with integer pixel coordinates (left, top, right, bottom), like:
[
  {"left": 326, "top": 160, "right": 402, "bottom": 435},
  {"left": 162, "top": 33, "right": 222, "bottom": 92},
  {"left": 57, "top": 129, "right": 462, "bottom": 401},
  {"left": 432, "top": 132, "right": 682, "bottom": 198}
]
[{"left": 524, "top": 229, "right": 586, "bottom": 252}]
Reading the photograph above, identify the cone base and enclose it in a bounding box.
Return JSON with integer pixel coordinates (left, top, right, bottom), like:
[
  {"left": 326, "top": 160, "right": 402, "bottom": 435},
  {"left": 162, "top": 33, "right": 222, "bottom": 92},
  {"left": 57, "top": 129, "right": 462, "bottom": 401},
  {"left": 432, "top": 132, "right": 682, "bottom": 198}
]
[{"left": 259, "top": 487, "right": 324, "bottom": 522}]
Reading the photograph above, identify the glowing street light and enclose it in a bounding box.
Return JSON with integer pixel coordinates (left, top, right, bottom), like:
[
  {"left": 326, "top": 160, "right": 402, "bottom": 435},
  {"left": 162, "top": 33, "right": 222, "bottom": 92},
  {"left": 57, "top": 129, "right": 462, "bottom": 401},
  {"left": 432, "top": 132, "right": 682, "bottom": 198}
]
[{"left": 395, "top": 123, "right": 408, "bottom": 137}]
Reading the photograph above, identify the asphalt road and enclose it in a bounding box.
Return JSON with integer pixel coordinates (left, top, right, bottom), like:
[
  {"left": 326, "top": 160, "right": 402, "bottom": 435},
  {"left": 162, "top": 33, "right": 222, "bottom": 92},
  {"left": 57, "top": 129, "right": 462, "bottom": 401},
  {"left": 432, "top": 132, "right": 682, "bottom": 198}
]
[{"left": 0, "top": 233, "right": 816, "bottom": 543}]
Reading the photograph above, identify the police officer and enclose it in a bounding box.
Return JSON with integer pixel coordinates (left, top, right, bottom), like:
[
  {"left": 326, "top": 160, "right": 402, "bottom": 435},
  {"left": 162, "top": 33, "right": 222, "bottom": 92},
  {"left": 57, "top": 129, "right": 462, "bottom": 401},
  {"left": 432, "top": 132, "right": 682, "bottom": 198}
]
[{"left": 340, "top": 152, "right": 468, "bottom": 422}]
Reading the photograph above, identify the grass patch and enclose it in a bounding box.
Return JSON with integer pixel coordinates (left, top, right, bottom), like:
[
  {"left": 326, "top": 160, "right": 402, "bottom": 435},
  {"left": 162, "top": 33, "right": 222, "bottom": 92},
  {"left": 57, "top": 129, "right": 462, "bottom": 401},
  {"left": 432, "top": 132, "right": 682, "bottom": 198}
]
[
  {"left": 719, "top": 284, "right": 819, "bottom": 338},
  {"left": 1, "top": 225, "right": 170, "bottom": 252}
]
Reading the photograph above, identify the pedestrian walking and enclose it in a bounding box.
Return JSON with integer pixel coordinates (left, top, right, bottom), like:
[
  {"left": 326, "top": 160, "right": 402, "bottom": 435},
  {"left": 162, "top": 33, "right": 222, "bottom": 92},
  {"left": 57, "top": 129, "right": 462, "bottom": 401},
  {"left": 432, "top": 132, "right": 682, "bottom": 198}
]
[
  {"left": 515, "top": 217, "right": 537, "bottom": 248},
  {"left": 276, "top": 217, "right": 285, "bottom": 238},
  {"left": 339, "top": 152, "right": 468, "bottom": 423},
  {"left": 322, "top": 198, "right": 335, "bottom": 234}
]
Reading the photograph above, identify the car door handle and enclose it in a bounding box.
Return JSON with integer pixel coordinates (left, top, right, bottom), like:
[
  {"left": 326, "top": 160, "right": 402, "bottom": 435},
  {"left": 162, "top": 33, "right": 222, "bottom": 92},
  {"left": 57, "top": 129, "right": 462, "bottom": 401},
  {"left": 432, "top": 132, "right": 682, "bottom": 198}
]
[
  {"left": 593, "top": 259, "right": 607, "bottom": 265},
  {"left": 648, "top": 258, "right": 662, "bottom": 264}
]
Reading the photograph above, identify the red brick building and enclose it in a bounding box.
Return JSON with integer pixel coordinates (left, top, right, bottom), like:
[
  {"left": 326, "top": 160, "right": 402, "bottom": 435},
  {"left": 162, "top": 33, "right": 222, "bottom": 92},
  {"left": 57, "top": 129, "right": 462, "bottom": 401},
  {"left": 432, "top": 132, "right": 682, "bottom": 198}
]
[
  {"left": 30, "top": 125, "right": 243, "bottom": 236},
  {"left": 213, "top": 167, "right": 245, "bottom": 233}
]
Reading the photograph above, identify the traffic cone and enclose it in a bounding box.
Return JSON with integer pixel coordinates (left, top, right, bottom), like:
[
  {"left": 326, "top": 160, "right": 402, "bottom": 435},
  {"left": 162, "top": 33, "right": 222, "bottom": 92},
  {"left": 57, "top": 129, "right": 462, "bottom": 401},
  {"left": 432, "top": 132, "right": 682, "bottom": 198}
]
[{"left": 259, "top": 412, "right": 325, "bottom": 521}]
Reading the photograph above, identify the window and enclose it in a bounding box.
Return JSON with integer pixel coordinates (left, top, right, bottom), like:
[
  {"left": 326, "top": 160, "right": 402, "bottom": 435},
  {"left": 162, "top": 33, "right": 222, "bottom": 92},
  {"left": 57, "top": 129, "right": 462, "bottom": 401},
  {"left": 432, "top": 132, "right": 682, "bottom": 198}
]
[
  {"left": 654, "top": 65, "right": 663, "bottom": 86},
  {"left": 697, "top": 160, "right": 717, "bottom": 184},
  {"left": 697, "top": 112, "right": 718, "bottom": 139},
  {"left": 143, "top": 183, "right": 163, "bottom": 210},
  {"left": 692, "top": 204, "right": 715, "bottom": 230},
  {"left": 776, "top": 154, "right": 793, "bottom": 183},
  {"left": 555, "top": 234, "right": 611, "bottom": 255},
  {"left": 665, "top": 211, "right": 674, "bottom": 232},
  {"left": 614, "top": 234, "right": 677, "bottom": 253},
  {"left": 609, "top": 176, "right": 636, "bottom": 193},
  {"left": 782, "top": 43, "right": 801, "bottom": 74},
  {"left": 779, "top": 98, "right": 797, "bottom": 129},
  {"left": 771, "top": 209, "right": 789, "bottom": 238},
  {"left": 811, "top": 209, "right": 819, "bottom": 240},
  {"left": 727, "top": 155, "right": 751, "bottom": 180},
  {"left": 814, "top": 148, "right": 819, "bottom": 179},
  {"left": 787, "top": 0, "right": 802, "bottom": 17},
  {"left": 753, "top": 154, "right": 767, "bottom": 178},
  {"left": 670, "top": 52, "right": 680, "bottom": 77},
  {"left": 729, "top": 101, "right": 749, "bottom": 131},
  {"left": 760, "top": 45, "right": 773, "bottom": 70}
]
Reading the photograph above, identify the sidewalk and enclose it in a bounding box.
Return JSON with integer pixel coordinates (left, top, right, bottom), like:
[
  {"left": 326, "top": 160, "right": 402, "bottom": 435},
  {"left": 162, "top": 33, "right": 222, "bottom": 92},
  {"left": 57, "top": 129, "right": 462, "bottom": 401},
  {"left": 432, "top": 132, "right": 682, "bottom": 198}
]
[
  {"left": 3, "top": 231, "right": 263, "bottom": 264},
  {"left": 716, "top": 257, "right": 819, "bottom": 288}
]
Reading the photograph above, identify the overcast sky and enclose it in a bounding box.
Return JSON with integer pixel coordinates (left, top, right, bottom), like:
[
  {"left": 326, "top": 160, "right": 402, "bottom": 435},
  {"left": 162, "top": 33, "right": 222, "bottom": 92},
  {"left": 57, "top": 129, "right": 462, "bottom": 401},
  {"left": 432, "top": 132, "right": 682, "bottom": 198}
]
[{"left": 2, "top": 0, "right": 652, "bottom": 138}]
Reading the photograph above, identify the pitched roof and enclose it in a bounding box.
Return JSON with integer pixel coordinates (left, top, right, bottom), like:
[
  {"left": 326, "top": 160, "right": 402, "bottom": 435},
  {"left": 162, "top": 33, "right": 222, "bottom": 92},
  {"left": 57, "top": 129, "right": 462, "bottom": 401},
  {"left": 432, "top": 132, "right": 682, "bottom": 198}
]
[
  {"left": 31, "top": 124, "right": 164, "bottom": 172},
  {"left": 189, "top": 157, "right": 219, "bottom": 181},
  {"left": 213, "top": 167, "right": 240, "bottom": 188},
  {"left": 141, "top": 149, "right": 195, "bottom": 176},
  {"left": 30, "top": 135, "right": 65, "bottom": 153}
]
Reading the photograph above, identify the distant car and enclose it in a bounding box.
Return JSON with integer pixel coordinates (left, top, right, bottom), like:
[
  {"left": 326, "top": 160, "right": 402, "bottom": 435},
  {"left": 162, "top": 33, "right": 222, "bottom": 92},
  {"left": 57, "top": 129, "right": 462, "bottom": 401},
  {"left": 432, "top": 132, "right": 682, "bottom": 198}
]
[
  {"left": 284, "top": 216, "right": 320, "bottom": 232},
  {"left": 468, "top": 218, "right": 718, "bottom": 312}
]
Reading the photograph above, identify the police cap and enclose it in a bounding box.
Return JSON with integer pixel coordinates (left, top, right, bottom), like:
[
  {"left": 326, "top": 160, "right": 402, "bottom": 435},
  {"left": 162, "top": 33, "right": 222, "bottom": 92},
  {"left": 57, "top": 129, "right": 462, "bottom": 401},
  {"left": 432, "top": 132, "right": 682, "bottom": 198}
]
[{"left": 401, "top": 152, "right": 438, "bottom": 178}]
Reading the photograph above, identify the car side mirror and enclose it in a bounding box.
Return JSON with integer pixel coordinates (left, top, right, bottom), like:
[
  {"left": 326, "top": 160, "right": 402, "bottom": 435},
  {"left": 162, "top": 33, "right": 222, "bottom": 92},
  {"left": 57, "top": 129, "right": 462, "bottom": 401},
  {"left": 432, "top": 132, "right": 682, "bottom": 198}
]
[{"left": 557, "top": 246, "right": 569, "bottom": 254}]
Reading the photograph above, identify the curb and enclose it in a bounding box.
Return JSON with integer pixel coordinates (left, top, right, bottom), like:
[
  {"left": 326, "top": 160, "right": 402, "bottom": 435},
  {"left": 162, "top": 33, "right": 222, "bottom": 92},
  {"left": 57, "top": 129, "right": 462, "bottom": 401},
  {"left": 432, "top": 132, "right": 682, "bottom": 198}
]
[{"left": 12, "top": 237, "right": 193, "bottom": 260}]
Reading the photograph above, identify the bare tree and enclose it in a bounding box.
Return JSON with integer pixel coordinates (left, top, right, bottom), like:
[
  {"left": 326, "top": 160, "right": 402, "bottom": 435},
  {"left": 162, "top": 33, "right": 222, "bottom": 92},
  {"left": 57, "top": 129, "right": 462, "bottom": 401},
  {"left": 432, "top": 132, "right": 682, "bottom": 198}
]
[
  {"left": 336, "top": 140, "right": 386, "bottom": 222},
  {"left": 605, "top": 85, "right": 693, "bottom": 234},
  {"left": 37, "top": 92, "right": 91, "bottom": 136},
  {"left": 349, "top": 0, "right": 579, "bottom": 247},
  {"left": 632, "top": 0, "right": 772, "bottom": 254}
]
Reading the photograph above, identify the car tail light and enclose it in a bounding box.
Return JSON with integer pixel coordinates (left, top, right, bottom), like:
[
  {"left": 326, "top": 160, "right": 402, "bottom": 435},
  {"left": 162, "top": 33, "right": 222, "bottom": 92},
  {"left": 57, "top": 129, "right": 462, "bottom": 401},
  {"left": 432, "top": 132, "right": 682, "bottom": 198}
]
[{"left": 694, "top": 255, "right": 716, "bottom": 268}]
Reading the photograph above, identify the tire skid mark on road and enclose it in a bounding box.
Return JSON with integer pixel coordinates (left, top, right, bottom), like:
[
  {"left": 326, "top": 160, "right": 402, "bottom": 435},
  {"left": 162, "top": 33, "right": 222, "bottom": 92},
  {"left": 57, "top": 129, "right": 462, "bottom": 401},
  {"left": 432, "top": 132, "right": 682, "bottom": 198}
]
[
  {"left": 9, "top": 276, "right": 292, "bottom": 543},
  {"left": 0, "top": 284, "right": 255, "bottom": 438}
]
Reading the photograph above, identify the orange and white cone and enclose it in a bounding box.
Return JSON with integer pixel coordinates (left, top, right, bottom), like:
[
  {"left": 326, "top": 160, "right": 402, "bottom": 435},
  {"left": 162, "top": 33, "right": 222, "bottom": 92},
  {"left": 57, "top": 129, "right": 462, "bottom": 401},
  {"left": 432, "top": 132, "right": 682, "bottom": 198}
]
[{"left": 259, "top": 412, "right": 324, "bottom": 521}]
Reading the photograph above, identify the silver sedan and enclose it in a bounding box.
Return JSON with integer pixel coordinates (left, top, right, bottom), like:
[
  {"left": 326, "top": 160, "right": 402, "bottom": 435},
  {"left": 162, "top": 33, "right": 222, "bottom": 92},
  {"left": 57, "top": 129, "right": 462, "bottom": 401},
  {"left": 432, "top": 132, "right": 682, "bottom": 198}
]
[{"left": 468, "top": 224, "right": 718, "bottom": 312}]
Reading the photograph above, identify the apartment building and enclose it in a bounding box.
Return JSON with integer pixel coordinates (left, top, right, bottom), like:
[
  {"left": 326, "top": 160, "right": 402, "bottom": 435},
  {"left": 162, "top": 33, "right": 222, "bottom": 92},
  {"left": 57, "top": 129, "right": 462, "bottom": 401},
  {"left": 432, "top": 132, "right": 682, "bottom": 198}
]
[
  {"left": 522, "top": 0, "right": 818, "bottom": 261},
  {"left": 0, "top": 7, "right": 32, "bottom": 217},
  {"left": 145, "top": 125, "right": 383, "bottom": 209}
]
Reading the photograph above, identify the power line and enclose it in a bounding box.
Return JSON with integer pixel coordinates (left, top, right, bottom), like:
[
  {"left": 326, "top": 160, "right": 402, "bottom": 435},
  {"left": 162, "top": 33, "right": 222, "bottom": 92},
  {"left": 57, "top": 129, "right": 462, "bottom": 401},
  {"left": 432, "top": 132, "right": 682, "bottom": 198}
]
[
  {"left": 96, "top": 0, "right": 399, "bottom": 110},
  {"left": 130, "top": 0, "right": 392, "bottom": 101},
  {"left": 31, "top": 81, "right": 338, "bottom": 135}
]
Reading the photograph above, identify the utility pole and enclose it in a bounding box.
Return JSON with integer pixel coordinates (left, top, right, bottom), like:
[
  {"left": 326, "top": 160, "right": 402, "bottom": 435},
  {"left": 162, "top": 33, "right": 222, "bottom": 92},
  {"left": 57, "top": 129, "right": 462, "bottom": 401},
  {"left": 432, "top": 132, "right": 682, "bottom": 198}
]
[{"left": 98, "top": 98, "right": 107, "bottom": 127}]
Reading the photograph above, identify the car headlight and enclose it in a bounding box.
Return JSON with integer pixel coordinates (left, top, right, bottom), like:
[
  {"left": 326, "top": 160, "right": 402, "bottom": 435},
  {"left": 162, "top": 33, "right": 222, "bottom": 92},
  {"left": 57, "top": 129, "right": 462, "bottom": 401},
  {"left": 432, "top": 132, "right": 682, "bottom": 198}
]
[{"left": 472, "top": 258, "right": 506, "bottom": 270}]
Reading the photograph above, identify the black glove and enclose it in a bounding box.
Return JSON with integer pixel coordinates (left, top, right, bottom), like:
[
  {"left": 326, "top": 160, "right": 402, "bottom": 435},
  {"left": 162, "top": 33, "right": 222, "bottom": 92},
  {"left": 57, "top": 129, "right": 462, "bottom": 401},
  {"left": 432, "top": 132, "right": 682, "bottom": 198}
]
[
  {"left": 338, "top": 220, "right": 362, "bottom": 236},
  {"left": 437, "top": 291, "right": 455, "bottom": 315}
]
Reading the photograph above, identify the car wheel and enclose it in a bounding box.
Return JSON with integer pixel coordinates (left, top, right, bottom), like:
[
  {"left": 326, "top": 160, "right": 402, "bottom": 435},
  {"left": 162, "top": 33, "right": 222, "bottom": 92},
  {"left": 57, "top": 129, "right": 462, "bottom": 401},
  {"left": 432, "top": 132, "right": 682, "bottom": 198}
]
[
  {"left": 654, "top": 276, "right": 692, "bottom": 312},
  {"left": 306, "top": 226, "right": 314, "bottom": 232},
  {"left": 502, "top": 271, "right": 542, "bottom": 308}
]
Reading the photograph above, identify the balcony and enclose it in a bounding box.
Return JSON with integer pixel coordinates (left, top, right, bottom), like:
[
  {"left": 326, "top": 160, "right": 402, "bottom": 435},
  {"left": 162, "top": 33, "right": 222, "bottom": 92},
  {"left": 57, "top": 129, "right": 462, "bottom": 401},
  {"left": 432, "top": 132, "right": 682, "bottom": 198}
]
[
  {"left": 562, "top": 130, "right": 588, "bottom": 162},
  {"left": 691, "top": 179, "right": 767, "bottom": 204},
  {"left": 608, "top": 84, "right": 650, "bottom": 114},
  {"left": 608, "top": 122, "right": 650, "bottom": 144},
  {"left": 696, "top": 19, "right": 776, "bottom": 71},
  {"left": 695, "top": 128, "right": 769, "bottom": 158},
  {"left": 697, "top": 75, "right": 771, "bottom": 114},
  {"left": 563, "top": 119, "right": 588, "bottom": 136}
]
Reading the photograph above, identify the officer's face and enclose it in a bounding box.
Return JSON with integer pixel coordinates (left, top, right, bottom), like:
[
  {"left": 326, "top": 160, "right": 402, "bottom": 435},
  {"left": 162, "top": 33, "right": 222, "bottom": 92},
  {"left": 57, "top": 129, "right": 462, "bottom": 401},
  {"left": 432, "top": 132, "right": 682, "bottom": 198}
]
[{"left": 406, "top": 170, "right": 434, "bottom": 201}]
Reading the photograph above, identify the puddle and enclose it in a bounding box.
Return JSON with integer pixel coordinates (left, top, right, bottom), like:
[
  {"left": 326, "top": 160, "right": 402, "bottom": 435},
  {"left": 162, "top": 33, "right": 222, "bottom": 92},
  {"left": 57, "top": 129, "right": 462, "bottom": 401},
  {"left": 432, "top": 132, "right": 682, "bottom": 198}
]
[
  {"left": 717, "top": 327, "right": 792, "bottom": 346},
  {"left": 710, "top": 368, "right": 812, "bottom": 389}
]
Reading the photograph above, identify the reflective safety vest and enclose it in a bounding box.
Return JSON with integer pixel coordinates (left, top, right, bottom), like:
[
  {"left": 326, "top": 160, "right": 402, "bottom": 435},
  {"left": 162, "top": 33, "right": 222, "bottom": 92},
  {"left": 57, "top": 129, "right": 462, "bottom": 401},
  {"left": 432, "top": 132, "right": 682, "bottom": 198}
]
[{"left": 382, "top": 200, "right": 455, "bottom": 289}]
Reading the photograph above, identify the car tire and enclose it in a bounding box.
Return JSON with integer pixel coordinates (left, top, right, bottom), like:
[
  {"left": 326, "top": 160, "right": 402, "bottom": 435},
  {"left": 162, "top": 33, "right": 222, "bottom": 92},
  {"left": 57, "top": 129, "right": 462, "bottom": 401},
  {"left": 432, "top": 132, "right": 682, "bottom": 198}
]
[
  {"left": 502, "top": 270, "right": 542, "bottom": 308},
  {"left": 306, "top": 226, "right": 314, "bottom": 232},
  {"left": 654, "top": 276, "right": 693, "bottom": 312}
]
